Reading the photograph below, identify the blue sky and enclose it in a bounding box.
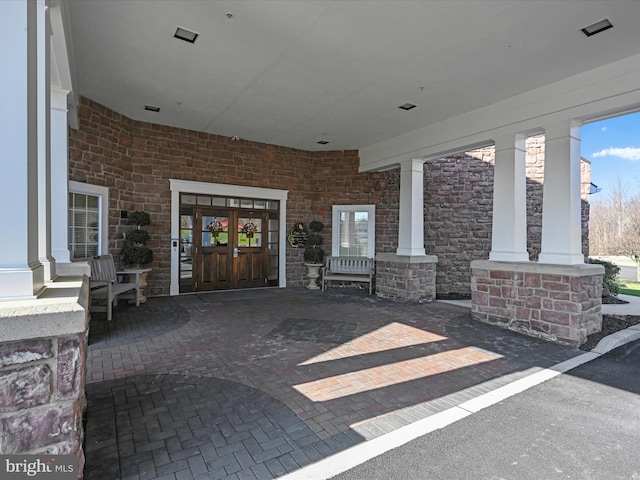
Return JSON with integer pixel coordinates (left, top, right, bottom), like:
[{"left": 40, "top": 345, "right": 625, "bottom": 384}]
[{"left": 581, "top": 111, "right": 640, "bottom": 198}]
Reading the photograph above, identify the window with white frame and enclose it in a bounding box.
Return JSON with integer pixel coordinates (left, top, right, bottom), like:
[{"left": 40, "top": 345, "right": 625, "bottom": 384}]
[
  {"left": 331, "top": 205, "right": 375, "bottom": 258},
  {"left": 68, "top": 181, "right": 109, "bottom": 259}
]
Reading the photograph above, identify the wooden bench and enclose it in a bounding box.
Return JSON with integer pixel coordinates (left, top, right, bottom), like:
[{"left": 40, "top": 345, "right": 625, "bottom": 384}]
[
  {"left": 89, "top": 254, "right": 140, "bottom": 321},
  {"left": 321, "top": 256, "right": 375, "bottom": 295}
]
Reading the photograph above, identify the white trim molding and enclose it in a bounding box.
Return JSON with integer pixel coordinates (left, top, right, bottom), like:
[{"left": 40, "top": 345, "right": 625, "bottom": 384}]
[
  {"left": 331, "top": 204, "right": 376, "bottom": 259},
  {"left": 169, "top": 179, "right": 289, "bottom": 295}
]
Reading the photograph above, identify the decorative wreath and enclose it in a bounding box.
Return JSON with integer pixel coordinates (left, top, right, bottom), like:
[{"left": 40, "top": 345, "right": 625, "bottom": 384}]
[
  {"left": 241, "top": 221, "right": 257, "bottom": 236},
  {"left": 207, "top": 220, "right": 223, "bottom": 235}
]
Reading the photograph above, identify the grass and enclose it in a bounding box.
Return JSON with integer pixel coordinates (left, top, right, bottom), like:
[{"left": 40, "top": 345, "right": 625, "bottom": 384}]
[{"left": 619, "top": 280, "right": 640, "bottom": 297}]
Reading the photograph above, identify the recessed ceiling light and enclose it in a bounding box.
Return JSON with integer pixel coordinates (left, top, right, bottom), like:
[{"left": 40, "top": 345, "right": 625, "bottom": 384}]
[
  {"left": 581, "top": 18, "right": 613, "bottom": 37},
  {"left": 174, "top": 26, "right": 199, "bottom": 44},
  {"left": 398, "top": 103, "right": 417, "bottom": 111},
  {"left": 317, "top": 140, "right": 330, "bottom": 145},
  {"left": 144, "top": 104, "right": 160, "bottom": 112}
]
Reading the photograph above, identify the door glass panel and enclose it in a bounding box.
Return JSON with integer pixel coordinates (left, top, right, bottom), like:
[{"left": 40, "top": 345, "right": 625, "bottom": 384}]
[
  {"left": 197, "top": 196, "right": 211, "bottom": 206},
  {"left": 238, "top": 217, "right": 261, "bottom": 247},
  {"left": 179, "top": 209, "right": 194, "bottom": 286},
  {"left": 182, "top": 195, "right": 196, "bottom": 205},
  {"left": 240, "top": 199, "right": 253, "bottom": 208},
  {"left": 212, "top": 197, "right": 226, "bottom": 206},
  {"left": 202, "top": 215, "right": 229, "bottom": 246}
]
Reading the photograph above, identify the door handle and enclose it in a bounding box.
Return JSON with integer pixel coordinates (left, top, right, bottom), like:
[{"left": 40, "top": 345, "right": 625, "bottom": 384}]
[{"left": 233, "top": 244, "right": 239, "bottom": 258}]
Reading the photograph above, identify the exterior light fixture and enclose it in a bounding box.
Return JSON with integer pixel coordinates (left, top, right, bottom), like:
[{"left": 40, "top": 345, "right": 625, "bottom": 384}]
[
  {"left": 317, "top": 140, "right": 330, "bottom": 145},
  {"left": 144, "top": 105, "right": 160, "bottom": 112},
  {"left": 581, "top": 18, "right": 613, "bottom": 37},
  {"left": 398, "top": 103, "right": 417, "bottom": 111},
  {"left": 174, "top": 27, "right": 199, "bottom": 43}
]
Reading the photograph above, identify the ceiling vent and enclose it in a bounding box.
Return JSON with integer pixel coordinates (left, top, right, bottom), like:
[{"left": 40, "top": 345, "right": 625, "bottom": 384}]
[
  {"left": 144, "top": 105, "right": 160, "bottom": 112},
  {"left": 398, "top": 103, "right": 417, "bottom": 111},
  {"left": 174, "top": 27, "right": 199, "bottom": 44},
  {"left": 581, "top": 18, "right": 613, "bottom": 37}
]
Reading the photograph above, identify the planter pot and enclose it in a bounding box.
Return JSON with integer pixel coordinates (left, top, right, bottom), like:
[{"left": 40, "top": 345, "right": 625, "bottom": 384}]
[{"left": 305, "top": 263, "right": 323, "bottom": 290}]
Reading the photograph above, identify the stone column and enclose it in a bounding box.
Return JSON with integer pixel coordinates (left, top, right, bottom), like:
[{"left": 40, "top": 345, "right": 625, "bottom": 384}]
[
  {"left": 397, "top": 158, "right": 426, "bottom": 256},
  {"left": 489, "top": 134, "right": 529, "bottom": 262},
  {"left": 0, "top": 0, "right": 45, "bottom": 299},
  {"left": 538, "top": 120, "right": 584, "bottom": 265},
  {"left": 37, "top": 0, "right": 55, "bottom": 282}
]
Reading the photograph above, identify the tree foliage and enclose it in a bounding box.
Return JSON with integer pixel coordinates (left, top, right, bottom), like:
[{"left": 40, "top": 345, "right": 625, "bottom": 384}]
[{"left": 589, "top": 180, "right": 640, "bottom": 279}]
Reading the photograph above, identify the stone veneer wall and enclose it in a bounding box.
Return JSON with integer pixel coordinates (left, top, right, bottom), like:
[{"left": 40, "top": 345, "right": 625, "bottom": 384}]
[
  {"left": 0, "top": 275, "right": 89, "bottom": 470},
  {"left": 69, "top": 98, "right": 400, "bottom": 294},
  {"left": 375, "top": 254, "right": 437, "bottom": 302},
  {"left": 426, "top": 136, "right": 591, "bottom": 297},
  {"left": 69, "top": 100, "right": 591, "bottom": 297},
  {"left": 470, "top": 261, "right": 603, "bottom": 346}
]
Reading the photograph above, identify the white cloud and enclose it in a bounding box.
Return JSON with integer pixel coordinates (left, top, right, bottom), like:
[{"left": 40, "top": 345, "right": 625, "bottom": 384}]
[
  {"left": 592, "top": 147, "right": 640, "bottom": 161},
  {"left": 601, "top": 126, "right": 607, "bottom": 132}
]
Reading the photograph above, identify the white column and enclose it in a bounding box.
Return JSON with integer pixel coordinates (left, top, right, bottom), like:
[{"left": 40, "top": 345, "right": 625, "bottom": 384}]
[
  {"left": 0, "top": 0, "right": 45, "bottom": 299},
  {"left": 51, "top": 87, "right": 71, "bottom": 265},
  {"left": 538, "top": 120, "right": 584, "bottom": 265},
  {"left": 396, "top": 159, "right": 426, "bottom": 256},
  {"left": 489, "top": 134, "right": 529, "bottom": 262},
  {"left": 37, "top": 0, "right": 55, "bottom": 282}
]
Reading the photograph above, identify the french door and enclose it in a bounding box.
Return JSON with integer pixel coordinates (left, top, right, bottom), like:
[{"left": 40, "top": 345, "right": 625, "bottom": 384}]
[{"left": 179, "top": 207, "right": 274, "bottom": 292}]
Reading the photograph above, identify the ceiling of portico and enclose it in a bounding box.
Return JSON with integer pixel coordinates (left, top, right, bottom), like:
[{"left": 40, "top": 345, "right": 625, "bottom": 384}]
[{"left": 65, "top": 0, "right": 640, "bottom": 152}]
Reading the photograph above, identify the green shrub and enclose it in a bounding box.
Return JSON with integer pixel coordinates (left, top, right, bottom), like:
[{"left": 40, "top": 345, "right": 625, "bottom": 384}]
[
  {"left": 121, "top": 244, "right": 153, "bottom": 267},
  {"left": 126, "top": 228, "right": 150, "bottom": 245},
  {"left": 588, "top": 258, "right": 620, "bottom": 296}
]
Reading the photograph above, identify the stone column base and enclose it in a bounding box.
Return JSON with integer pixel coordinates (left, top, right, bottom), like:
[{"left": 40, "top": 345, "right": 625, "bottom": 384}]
[
  {"left": 375, "top": 253, "right": 437, "bottom": 303},
  {"left": 0, "top": 276, "right": 90, "bottom": 473},
  {"left": 471, "top": 260, "right": 604, "bottom": 347}
]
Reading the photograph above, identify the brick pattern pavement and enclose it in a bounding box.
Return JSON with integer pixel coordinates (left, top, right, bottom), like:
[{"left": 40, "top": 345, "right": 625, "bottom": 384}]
[{"left": 84, "top": 288, "right": 583, "bottom": 479}]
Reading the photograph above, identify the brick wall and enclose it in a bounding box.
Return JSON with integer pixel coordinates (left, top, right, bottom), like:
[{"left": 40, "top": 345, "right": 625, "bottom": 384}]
[{"left": 69, "top": 99, "right": 590, "bottom": 297}]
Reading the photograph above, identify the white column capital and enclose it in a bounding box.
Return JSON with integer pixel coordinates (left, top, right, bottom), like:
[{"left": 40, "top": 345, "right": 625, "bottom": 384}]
[
  {"left": 51, "top": 86, "right": 69, "bottom": 110},
  {"left": 544, "top": 119, "right": 582, "bottom": 141},
  {"left": 399, "top": 158, "right": 425, "bottom": 173},
  {"left": 493, "top": 132, "right": 527, "bottom": 152}
]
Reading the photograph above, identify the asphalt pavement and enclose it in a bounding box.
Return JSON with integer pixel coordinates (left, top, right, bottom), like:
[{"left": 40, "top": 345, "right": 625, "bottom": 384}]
[{"left": 322, "top": 339, "right": 640, "bottom": 480}]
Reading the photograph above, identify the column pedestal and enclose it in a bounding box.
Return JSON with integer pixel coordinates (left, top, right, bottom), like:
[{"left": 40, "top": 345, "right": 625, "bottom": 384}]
[
  {"left": 375, "top": 253, "right": 437, "bottom": 303},
  {"left": 471, "top": 260, "right": 603, "bottom": 347}
]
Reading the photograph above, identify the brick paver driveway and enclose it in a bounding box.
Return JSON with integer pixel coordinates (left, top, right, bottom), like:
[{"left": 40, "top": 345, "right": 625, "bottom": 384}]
[{"left": 84, "top": 288, "right": 582, "bottom": 479}]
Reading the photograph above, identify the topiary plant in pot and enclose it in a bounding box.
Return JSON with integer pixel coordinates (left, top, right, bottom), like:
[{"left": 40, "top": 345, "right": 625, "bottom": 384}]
[
  {"left": 120, "top": 210, "right": 154, "bottom": 303},
  {"left": 121, "top": 210, "right": 153, "bottom": 268},
  {"left": 303, "top": 220, "right": 325, "bottom": 289}
]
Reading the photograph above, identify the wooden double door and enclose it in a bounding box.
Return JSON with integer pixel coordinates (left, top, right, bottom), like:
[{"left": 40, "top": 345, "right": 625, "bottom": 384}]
[{"left": 180, "top": 208, "right": 269, "bottom": 292}]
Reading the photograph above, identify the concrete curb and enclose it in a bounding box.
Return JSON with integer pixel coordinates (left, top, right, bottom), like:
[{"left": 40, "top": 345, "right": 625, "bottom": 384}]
[{"left": 592, "top": 324, "right": 640, "bottom": 354}]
